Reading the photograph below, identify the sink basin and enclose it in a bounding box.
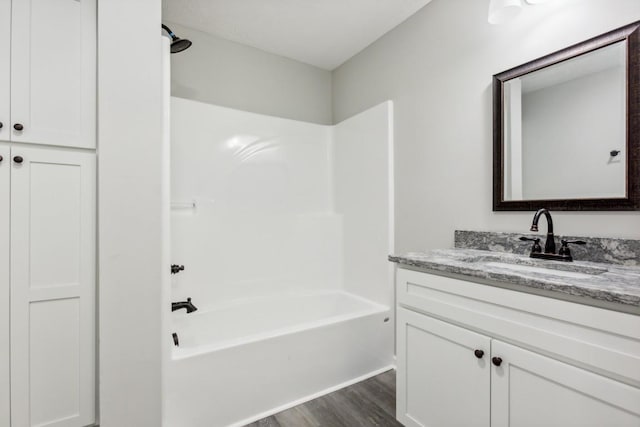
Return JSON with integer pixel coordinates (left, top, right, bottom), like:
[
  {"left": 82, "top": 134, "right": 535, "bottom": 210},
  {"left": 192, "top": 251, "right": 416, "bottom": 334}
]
[
  {"left": 484, "top": 262, "right": 602, "bottom": 279},
  {"left": 453, "top": 251, "right": 609, "bottom": 277}
]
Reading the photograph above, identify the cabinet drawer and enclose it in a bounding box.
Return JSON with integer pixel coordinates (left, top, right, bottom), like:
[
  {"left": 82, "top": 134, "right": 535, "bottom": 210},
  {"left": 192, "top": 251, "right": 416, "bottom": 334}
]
[{"left": 396, "top": 267, "right": 640, "bottom": 385}]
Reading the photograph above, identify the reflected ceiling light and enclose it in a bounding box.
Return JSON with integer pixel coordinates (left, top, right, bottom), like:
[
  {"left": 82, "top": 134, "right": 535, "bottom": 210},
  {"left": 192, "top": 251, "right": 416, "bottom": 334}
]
[
  {"left": 525, "top": 0, "right": 550, "bottom": 3},
  {"left": 488, "top": 0, "right": 523, "bottom": 25}
]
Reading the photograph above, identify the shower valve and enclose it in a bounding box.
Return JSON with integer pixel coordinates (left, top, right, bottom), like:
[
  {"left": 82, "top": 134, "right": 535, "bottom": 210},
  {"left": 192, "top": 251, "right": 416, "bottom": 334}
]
[{"left": 171, "top": 264, "right": 185, "bottom": 275}]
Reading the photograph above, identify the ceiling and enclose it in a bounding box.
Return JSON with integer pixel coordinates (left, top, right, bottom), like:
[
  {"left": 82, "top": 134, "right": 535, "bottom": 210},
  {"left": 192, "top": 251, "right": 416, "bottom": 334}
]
[{"left": 162, "top": 0, "right": 433, "bottom": 70}]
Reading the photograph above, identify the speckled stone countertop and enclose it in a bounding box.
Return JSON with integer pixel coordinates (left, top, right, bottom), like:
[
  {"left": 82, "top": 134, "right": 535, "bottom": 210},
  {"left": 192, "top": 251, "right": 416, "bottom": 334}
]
[{"left": 390, "top": 234, "right": 640, "bottom": 315}]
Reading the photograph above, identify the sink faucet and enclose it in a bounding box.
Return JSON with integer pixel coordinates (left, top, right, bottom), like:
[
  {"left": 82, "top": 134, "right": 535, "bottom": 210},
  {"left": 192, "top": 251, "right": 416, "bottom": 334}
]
[
  {"left": 530, "top": 208, "right": 555, "bottom": 254},
  {"left": 522, "top": 208, "right": 586, "bottom": 262},
  {"left": 172, "top": 297, "right": 198, "bottom": 313}
]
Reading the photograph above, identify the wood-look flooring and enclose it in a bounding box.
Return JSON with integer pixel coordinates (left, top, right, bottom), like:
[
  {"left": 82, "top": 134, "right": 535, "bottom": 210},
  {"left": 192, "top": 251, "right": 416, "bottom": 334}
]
[{"left": 244, "top": 369, "right": 402, "bottom": 427}]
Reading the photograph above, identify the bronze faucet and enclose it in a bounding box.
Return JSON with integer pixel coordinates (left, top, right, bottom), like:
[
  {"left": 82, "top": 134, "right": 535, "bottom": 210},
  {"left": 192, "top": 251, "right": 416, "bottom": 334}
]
[
  {"left": 521, "top": 209, "right": 586, "bottom": 262},
  {"left": 530, "top": 208, "right": 556, "bottom": 254}
]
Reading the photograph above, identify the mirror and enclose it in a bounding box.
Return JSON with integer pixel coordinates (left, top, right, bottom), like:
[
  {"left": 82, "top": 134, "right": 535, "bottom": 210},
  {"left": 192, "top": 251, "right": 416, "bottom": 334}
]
[{"left": 493, "top": 21, "right": 640, "bottom": 211}]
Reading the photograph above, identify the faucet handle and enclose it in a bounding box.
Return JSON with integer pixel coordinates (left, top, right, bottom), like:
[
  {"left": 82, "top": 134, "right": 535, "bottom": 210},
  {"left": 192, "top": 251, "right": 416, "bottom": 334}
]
[
  {"left": 519, "top": 236, "right": 542, "bottom": 253},
  {"left": 559, "top": 240, "right": 586, "bottom": 257},
  {"left": 561, "top": 239, "right": 586, "bottom": 246}
]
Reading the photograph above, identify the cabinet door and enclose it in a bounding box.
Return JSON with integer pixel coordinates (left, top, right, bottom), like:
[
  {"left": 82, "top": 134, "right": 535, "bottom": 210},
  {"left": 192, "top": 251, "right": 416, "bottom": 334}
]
[
  {"left": 397, "top": 307, "right": 491, "bottom": 427},
  {"left": 0, "top": 0, "right": 10, "bottom": 142},
  {"left": 0, "top": 145, "right": 9, "bottom": 426},
  {"left": 10, "top": 146, "right": 95, "bottom": 427},
  {"left": 10, "top": 0, "right": 96, "bottom": 148},
  {"left": 491, "top": 340, "right": 640, "bottom": 427}
]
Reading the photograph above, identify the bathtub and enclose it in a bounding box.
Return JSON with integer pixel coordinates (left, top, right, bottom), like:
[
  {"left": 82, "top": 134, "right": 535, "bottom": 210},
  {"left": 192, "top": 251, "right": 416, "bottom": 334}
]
[{"left": 165, "top": 291, "right": 394, "bottom": 427}]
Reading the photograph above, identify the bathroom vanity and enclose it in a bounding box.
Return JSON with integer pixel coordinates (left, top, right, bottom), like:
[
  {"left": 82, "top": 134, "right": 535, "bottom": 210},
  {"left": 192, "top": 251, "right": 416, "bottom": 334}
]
[{"left": 391, "top": 232, "right": 640, "bottom": 427}]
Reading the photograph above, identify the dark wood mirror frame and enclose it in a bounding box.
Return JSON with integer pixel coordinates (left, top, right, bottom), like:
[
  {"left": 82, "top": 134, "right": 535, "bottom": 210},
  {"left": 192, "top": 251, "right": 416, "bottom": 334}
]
[{"left": 493, "top": 21, "right": 640, "bottom": 211}]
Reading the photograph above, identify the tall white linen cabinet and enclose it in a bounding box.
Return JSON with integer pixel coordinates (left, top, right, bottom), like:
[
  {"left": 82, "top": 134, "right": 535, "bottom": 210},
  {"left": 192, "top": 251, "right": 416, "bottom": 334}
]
[{"left": 0, "top": 0, "right": 97, "bottom": 426}]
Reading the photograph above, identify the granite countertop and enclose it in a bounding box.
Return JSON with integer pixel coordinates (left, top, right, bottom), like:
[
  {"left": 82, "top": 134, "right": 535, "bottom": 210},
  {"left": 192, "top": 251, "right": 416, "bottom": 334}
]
[{"left": 390, "top": 246, "right": 640, "bottom": 315}]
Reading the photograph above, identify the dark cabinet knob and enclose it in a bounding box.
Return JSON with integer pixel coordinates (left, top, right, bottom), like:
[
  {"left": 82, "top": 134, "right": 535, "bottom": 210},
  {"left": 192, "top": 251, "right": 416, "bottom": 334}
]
[
  {"left": 474, "top": 349, "right": 485, "bottom": 359},
  {"left": 492, "top": 357, "right": 503, "bottom": 367},
  {"left": 0, "top": 155, "right": 3, "bottom": 162},
  {"left": 171, "top": 264, "right": 185, "bottom": 274},
  {"left": 0, "top": 122, "right": 3, "bottom": 129},
  {"left": 13, "top": 123, "right": 23, "bottom": 131},
  {"left": 13, "top": 156, "right": 23, "bottom": 164}
]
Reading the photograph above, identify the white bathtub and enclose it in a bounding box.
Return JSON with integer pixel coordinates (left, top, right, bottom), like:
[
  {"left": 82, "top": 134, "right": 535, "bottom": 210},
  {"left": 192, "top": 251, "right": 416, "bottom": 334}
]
[{"left": 165, "top": 291, "right": 394, "bottom": 427}]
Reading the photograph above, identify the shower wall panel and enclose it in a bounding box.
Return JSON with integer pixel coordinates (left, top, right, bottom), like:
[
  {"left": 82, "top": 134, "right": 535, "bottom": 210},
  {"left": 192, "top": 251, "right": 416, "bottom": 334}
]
[
  {"left": 333, "top": 101, "right": 394, "bottom": 307},
  {"left": 171, "top": 97, "right": 341, "bottom": 306}
]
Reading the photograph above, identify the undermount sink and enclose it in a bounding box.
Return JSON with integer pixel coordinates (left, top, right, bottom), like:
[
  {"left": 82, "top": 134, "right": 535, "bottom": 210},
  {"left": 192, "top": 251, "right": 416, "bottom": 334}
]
[
  {"left": 484, "top": 261, "right": 604, "bottom": 279},
  {"left": 456, "top": 252, "right": 609, "bottom": 277}
]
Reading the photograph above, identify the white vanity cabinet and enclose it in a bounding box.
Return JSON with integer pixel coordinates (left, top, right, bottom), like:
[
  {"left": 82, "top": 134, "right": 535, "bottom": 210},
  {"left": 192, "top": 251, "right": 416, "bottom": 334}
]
[
  {"left": 1, "top": 0, "right": 96, "bottom": 148},
  {"left": 491, "top": 340, "right": 640, "bottom": 427},
  {"left": 0, "top": 145, "right": 10, "bottom": 427},
  {"left": 0, "top": 0, "right": 10, "bottom": 142},
  {"left": 0, "top": 145, "right": 96, "bottom": 427},
  {"left": 397, "top": 307, "right": 490, "bottom": 427},
  {"left": 396, "top": 267, "right": 640, "bottom": 427}
]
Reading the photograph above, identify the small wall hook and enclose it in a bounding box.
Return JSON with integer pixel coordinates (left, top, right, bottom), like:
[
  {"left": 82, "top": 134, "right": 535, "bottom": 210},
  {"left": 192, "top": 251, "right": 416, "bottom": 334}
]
[{"left": 610, "top": 150, "right": 621, "bottom": 157}]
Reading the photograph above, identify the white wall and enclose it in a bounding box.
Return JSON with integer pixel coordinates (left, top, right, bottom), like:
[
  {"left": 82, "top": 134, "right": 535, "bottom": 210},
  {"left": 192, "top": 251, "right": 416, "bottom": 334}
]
[
  {"left": 161, "top": 37, "right": 172, "bottom": 426},
  {"left": 332, "top": 0, "right": 640, "bottom": 252},
  {"left": 98, "top": 1, "right": 164, "bottom": 426},
  {"left": 167, "top": 22, "right": 333, "bottom": 125}
]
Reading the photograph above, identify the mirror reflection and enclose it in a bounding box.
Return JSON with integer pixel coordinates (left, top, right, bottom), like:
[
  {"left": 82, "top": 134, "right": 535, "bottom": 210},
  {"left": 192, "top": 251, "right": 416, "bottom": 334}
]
[{"left": 502, "top": 41, "right": 627, "bottom": 201}]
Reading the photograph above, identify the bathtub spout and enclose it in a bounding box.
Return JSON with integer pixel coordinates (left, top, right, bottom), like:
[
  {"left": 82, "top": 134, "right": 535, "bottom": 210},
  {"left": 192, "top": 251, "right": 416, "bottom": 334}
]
[{"left": 172, "top": 297, "right": 198, "bottom": 313}]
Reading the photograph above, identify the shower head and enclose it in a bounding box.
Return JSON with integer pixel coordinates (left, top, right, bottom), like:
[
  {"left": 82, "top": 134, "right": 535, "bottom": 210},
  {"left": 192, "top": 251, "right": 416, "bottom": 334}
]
[
  {"left": 170, "top": 38, "right": 192, "bottom": 53},
  {"left": 162, "top": 24, "right": 193, "bottom": 54}
]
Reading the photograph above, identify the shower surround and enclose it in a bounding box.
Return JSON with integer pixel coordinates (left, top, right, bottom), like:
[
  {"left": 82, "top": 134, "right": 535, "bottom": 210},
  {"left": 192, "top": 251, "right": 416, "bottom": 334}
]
[{"left": 166, "top": 97, "right": 394, "bottom": 427}]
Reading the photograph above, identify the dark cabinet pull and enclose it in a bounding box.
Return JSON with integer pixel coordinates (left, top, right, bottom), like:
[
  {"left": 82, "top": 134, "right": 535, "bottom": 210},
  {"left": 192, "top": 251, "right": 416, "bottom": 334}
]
[
  {"left": 0, "top": 155, "right": 3, "bottom": 162},
  {"left": 13, "top": 156, "right": 23, "bottom": 164},
  {"left": 492, "top": 357, "right": 503, "bottom": 367},
  {"left": 0, "top": 122, "right": 3, "bottom": 129},
  {"left": 13, "top": 123, "right": 23, "bottom": 131},
  {"left": 474, "top": 349, "right": 484, "bottom": 359}
]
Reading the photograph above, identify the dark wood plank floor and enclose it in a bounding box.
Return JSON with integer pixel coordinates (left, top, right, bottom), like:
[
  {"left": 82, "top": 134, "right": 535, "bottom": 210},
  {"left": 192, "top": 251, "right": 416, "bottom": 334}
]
[{"left": 244, "top": 369, "right": 403, "bottom": 427}]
